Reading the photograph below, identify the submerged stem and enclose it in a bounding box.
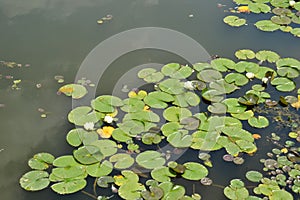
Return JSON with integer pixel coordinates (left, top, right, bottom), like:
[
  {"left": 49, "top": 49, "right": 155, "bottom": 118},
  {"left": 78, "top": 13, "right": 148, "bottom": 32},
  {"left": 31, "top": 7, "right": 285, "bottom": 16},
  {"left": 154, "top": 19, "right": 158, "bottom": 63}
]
[{"left": 81, "top": 190, "right": 97, "bottom": 199}]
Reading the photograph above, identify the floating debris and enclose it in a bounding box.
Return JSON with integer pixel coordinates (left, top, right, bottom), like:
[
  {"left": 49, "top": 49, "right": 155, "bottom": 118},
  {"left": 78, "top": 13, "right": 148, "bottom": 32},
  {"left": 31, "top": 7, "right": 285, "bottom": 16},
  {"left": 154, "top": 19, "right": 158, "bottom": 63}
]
[
  {"left": 188, "top": 14, "right": 194, "bottom": 18},
  {"left": 223, "top": 154, "right": 234, "bottom": 162},
  {"left": 200, "top": 177, "right": 213, "bottom": 185},
  {"left": 54, "top": 75, "right": 64, "bottom": 83},
  {"left": 36, "top": 83, "right": 42, "bottom": 89},
  {"left": 97, "top": 14, "right": 113, "bottom": 25},
  {"left": 11, "top": 79, "right": 21, "bottom": 90}
]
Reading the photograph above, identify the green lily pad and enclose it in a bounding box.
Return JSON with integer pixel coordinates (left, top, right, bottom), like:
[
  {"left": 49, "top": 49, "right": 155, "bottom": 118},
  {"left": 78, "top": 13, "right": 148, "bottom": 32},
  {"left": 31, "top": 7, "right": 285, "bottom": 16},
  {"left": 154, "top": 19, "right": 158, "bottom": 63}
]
[
  {"left": 271, "top": 77, "right": 296, "bottom": 92},
  {"left": 224, "top": 179, "right": 249, "bottom": 200},
  {"left": 52, "top": 155, "right": 81, "bottom": 167},
  {"left": 234, "top": 61, "right": 260, "bottom": 73},
  {"left": 68, "top": 106, "right": 99, "bottom": 126},
  {"left": 209, "top": 79, "right": 239, "bottom": 94},
  {"left": 121, "top": 98, "right": 145, "bottom": 112},
  {"left": 96, "top": 176, "right": 114, "bottom": 188},
  {"left": 231, "top": 110, "right": 254, "bottom": 120},
  {"left": 111, "top": 128, "right": 132, "bottom": 142},
  {"left": 118, "top": 120, "right": 145, "bottom": 136},
  {"left": 91, "top": 95, "right": 123, "bottom": 113},
  {"left": 208, "top": 102, "right": 227, "bottom": 114},
  {"left": 167, "top": 131, "right": 193, "bottom": 148},
  {"left": 193, "top": 62, "right": 211, "bottom": 71},
  {"left": 58, "top": 84, "right": 87, "bottom": 99},
  {"left": 235, "top": 49, "right": 256, "bottom": 60},
  {"left": 73, "top": 145, "right": 103, "bottom": 165},
  {"left": 173, "top": 92, "right": 200, "bottom": 107},
  {"left": 182, "top": 162, "right": 208, "bottom": 180},
  {"left": 280, "top": 25, "right": 293, "bottom": 32},
  {"left": 248, "top": 116, "right": 269, "bottom": 128},
  {"left": 197, "top": 69, "right": 223, "bottom": 83},
  {"left": 136, "top": 150, "right": 165, "bottom": 169},
  {"left": 292, "top": 15, "right": 300, "bottom": 24},
  {"left": 256, "top": 50, "right": 280, "bottom": 63},
  {"left": 28, "top": 153, "right": 55, "bottom": 170},
  {"left": 249, "top": 2, "right": 271, "bottom": 13},
  {"left": 109, "top": 153, "right": 134, "bottom": 169},
  {"left": 277, "top": 67, "right": 299, "bottom": 78},
  {"left": 255, "top": 20, "right": 281, "bottom": 32},
  {"left": 51, "top": 179, "right": 87, "bottom": 194},
  {"left": 51, "top": 165, "right": 86, "bottom": 179},
  {"left": 254, "top": 67, "right": 276, "bottom": 79},
  {"left": 163, "top": 106, "right": 192, "bottom": 122},
  {"left": 202, "top": 89, "right": 224, "bottom": 102},
  {"left": 138, "top": 68, "right": 164, "bottom": 83},
  {"left": 66, "top": 128, "right": 98, "bottom": 147},
  {"left": 191, "top": 130, "right": 222, "bottom": 151},
  {"left": 276, "top": 58, "right": 300, "bottom": 70},
  {"left": 89, "top": 140, "right": 117, "bottom": 157},
  {"left": 291, "top": 28, "right": 300, "bottom": 37},
  {"left": 20, "top": 170, "right": 50, "bottom": 191},
  {"left": 211, "top": 58, "right": 236, "bottom": 72},
  {"left": 269, "top": 190, "right": 293, "bottom": 200},
  {"left": 270, "top": 0, "right": 290, "bottom": 8},
  {"left": 225, "top": 73, "right": 249, "bottom": 86},
  {"left": 238, "top": 93, "right": 259, "bottom": 105},
  {"left": 161, "top": 122, "right": 182, "bottom": 136},
  {"left": 142, "top": 133, "right": 162, "bottom": 145},
  {"left": 144, "top": 91, "right": 174, "bottom": 109},
  {"left": 124, "top": 110, "right": 160, "bottom": 123},
  {"left": 159, "top": 182, "right": 185, "bottom": 200},
  {"left": 141, "top": 186, "right": 164, "bottom": 200},
  {"left": 86, "top": 160, "right": 113, "bottom": 177},
  {"left": 180, "top": 117, "right": 200, "bottom": 130},
  {"left": 271, "top": 15, "right": 291, "bottom": 25},
  {"left": 272, "top": 7, "right": 292, "bottom": 15},
  {"left": 151, "top": 166, "right": 176, "bottom": 182},
  {"left": 223, "top": 15, "right": 246, "bottom": 27},
  {"left": 233, "top": 0, "right": 251, "bottom": 4},
  {"left": 161, "top": 63, "right": 193, "bottom": 79},
  {"left": 159, "top": 79, "right": 184, "bottom": 94},
  {"left": 236, "top": 140, "right": 257, "bottom": 154},
  {"left": 222, "top": 98, "right": 247, "bottom": 114}
]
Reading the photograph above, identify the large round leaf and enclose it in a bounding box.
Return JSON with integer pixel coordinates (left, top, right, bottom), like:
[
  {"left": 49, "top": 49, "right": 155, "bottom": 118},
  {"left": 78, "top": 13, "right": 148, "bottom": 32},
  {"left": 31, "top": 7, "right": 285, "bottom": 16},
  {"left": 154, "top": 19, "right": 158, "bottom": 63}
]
[
  {"left": 68, "top": 106, "right": 99, "bottom": 126},
  {"left": 224, "top": 179, "right": 249, "bottom": 200},
  {"left": 66, "top": 128, "right": 98, "bottom": 147},
  {"left": 136, "top": 150, "right": 165, "bottom": 169},
  {"left": 73, "top": 146, "right": 103, "bottom": 165},
  {"left": 255, "top": 20, "right": 280, "bottom": 32},
  {"left": 182, "top": 162, "right": 208, "bottom": 180},
  {"left": 86, "top": 160, "right": 113, "bottom": 177},
  {"left": 256, "top": 50, "right": 280, "bottom": 63},
  {"left": 159, "top": 182, "right": 185, "bottom": 200},
  {"left": 51, "top": 179, "right": 87, "bottom": 194},
  {"left": 225, "top": 73, "right": 249, "bottom": 86},
  {"left": 271, "top": 77, "right": 296, "bottom": 92},
  {"left": 144, "top": 91, "right": 174, "bottom": 109},
  {"left": 121, "top": 98, "right": 145, "bottom": 112},
  {"left": 246, "top": 171, "right": 263, "bottom": 182},
  {"left": 89, "top": 139, "right": 117, "bottom": 157},
  {"left": 138, "top": 68, "right": 164, "bottom": 83},
  {"left": 91, "top": 95, "right": 123, "bottom": 113},
  {"left": 159, "top": 79, "right": 184, "bottom": 94},
  {"left": 167, "top": 131, "right": 193, "bottom": 148},
  {"left": 248, "top": 2, "right": 271, "bottom": 13},
  {"left": 20, "top": 171, "right": 50, "bottom": 191},
  {"left": 173, "top": 92, "right": 200, "bottom": 107},
  {"left": 161, "top": 63, "right": 193, "bottom": 79},
  {"left": 58, "top": 84, "right": 87, "bottom": 99},
  {"left": 28, "top": 153, "right": 55, "bottom": 170},
  {"left": 151, "top": 166, "right": 176, "bottom": 182},
  {"left": 197, "top": 69, "right": 223, "bottom": 83},
  {"left": 109, "top": 153, "right": 134, "bottom": 169},
  {"left": 163, "top": 106, "right": 192, "bottom": 122},
  {"left": 235, "top": 49, "right": 255, "bottom": 60},
  {"left": 223, "top": 15, "right": 246, "bottom": 27},
  {"left": 271, "top": 15, "right": 291, "bottom": 25},
  {"left": 211, "top": 58, "right": 236, "bottom": 71},
  {"left": 276, "top": 58, "right": 300, "bottom": 70},
  {"left": 248, "top": 116, "right": 269, "bottom": 128}
]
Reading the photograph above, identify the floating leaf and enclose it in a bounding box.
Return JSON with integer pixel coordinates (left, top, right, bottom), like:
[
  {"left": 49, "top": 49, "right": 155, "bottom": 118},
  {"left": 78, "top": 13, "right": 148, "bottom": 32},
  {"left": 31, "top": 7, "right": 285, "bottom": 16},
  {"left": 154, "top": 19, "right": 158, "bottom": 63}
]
[
  {"left": 209, "top": 79, "right": 239, "bottom": 94},
  {"left": 159, "top": 182, "right": 185, "bottom": 200},
  {"left": 159, "top": 79, "right": 184, "bottom": 94},
  {"left": 256, "top": 50, "right": 280, "bottom": 63},
  {"left": 225, "top": 73, "right": 249, "bottom": 86},
  {"left": 173, "top": 92, "right": 201, "bottom": 107},
  {"left": 138, "top": 68, "right": 164, "bottom": 83},
  {"left": 235, "top": 49, "right": 255, "bottom": 60},
  {"left": 208, "top": 102, "right": 227, "bottom": 114},
  {"left": 86, "top": 160, "right": 113, "bottom": 177},
  {"left": 96, "top": 176, "right": 114, "bottom": 188},
  {"left": 269, "top": 190, "right": 294, "bottom": 200},
  {"left": 224, "top": 179, "right": 249, "bottom": 200},
  {"left": 255, "top": 20, "right": 280, "bottom": 32},
  {"left": 246, "top": 171, "right": 263, "bottom": 182},
  {"left": 161, "top": 63, "right": 193, "bottom": 79},
  {"left": 180, "top": 117, "right": 200, "bottom": 130},
  {"left": 191, "top": 130, "right": 222, "bottom": 151},
  {"left": 291, "top": 28, "right": 300, "bottom": 37},
  {"left": 136, "top": 151, "right": 165, "bottom": 169},
  {"left": 271, "top": 15, "right": 291, "bottom": 25},
  {"left": 248, "top": 116, "right": 269, "bottom": 128},
  {"left": 20, "top": 171, "right": 50, "bottom": 191},
  {"left": 238, "top": 93, "right": 259, "bottom": 105},
  {"left": 202, "top": 89, "right": 224, "bottom": 102},
  {"left": 231, "top": 110, "right": 254, "bottom": 120},
  {"left": 277, "top": 67, "right": 299, "bottom": 78},
  {"left": 121, "top": 98, "right": 145, "bottom": 112},
  {"left": 28, "top": 153, "right": 55, "bottom": 170},
  {"left": 142, "top": 132, "right": 162, "bottom": 145},
  {"left": 111, "top": 128, "right": 132, "bottom": 142},
  {"left": 51, "top": 179, "right": 87, "bottom": 194},
  {"left": 193, "top": 63, "right": 211, "bottom": 71},
  {"left": 109, "top": 153, "right": 134, "bottom": 169},
  {"left": 167, "top": 131, "right": 193, "bottom": 148},
  {"left": 270, "top": 0, "right": 289, "bottom": 8},
  {"left": 73, "top": 146, "right": 103, "bottom": 165},
  {"left": 58, "top": 84, "right": 87, "bottom": 99},
  {"left": 223, "top": 98, "right": 247, "bottom": 114},
  {"left": 90, "top": 140, "right": 117, "bottom": 157},
  {"left": 163, "top": 106, "right": 192, "bottom": 122},
  {"left": 235, "top": 61, "right": 259, "bottom": 73},
  {"left": 276, "top": 58, "right": 300, "bottom": 70},
  {"left": 52, "top": 155, "right": 81, "bottom": 167},
  {"left": 141, "top": 186, "right": 164, "bottom": 200},
  {"left": 197, "top": 69, "right": 223, "bottom": 83},
  {"left": 271, "top": 77, "right": 296, "bottom": 92},
  {"left": 151, "top": 166, "right": 176, "bottom": 182},
  {"left": 182, "top": 162, "right": 208, "bottom": 180},
  {"left": 223, "top": 15, "right": 246, "bottom": 27},
  {"left": 211, "top": 58, "right": 236, "bottom": 72},
  {"left": 249, "top": 2, "right": 271, "bottom": 13},
  {"left": 66, "top": 128, "right": 98, "bottom": 147},
  {"left": 144, "top": 91, "right": 174, "bottom": 109},
  {"left": 68, "top": 106, "right": 99, "bottom": 126},
  {"left": 272, "top": 7, "right": 292, "bottom": 15}
]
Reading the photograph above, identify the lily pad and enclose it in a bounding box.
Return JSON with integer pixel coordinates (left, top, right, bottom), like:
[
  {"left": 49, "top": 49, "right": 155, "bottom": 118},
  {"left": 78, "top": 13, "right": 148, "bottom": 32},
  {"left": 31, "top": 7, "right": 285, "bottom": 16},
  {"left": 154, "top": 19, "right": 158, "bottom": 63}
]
[
  {"left": 28, "top": 153, "right": 55, "bottom": 170},
  {"left": 20, "top": 171, "right": 50, "bottom": 191},
  {"left": 224, "top": 179, "right": 249, "bottom": 200},
  {"left": 209, "top": 79, "right": 239, "bottom": 94},
  {"left": 86, "top": 160, "right": 113, "bottom": 177},
  {"left": 144, "top": 91, "right": 174, "bottom": 109},
  {"left": 271, "top": 15, "right": 291, "bottom": 25},
  {"left": 222, "top": 98, "right": 247, "bottom": 114},
  {"left": 121, "top": 98, "right": 145, "bottom": 112},
  {"left": 142, "top": 133, "right": 162, "bottom": 145},
  {"left": 276, "top": 58, "right": 300, "bottom": 70},
  {"left": 151, "top": 166, "right": 176, "bottom": 182},
  {"left": 109, "top": 153, "right": 134, "bottom": 169},
  {"left": 277, "top": 67, "right": 299, "bottom": 78},
  {"left": 246, "top": 171, "right": 263, "bottom": 182},
  {"left": 291, "top": 28, "right": 300, "bottom": 37},
  {"left": 197, "top": 69, "right": 223, "bottom": 83},
  {"left": 173, "top": 92, "right": 200, "bottom": 107},
  {"left": 73, "top": 146, "right": 103, "bottom": 165},
  {"left": 248, "top": 116, "right": 269, "bottom": 128},
  {"left": 136, "top": 151, "right": 165, "bottom": 169},
  {"left": 159, "top": 182, "right": 185, "bottom": 200},
  {"left": 91, "top": 95, "right": 123, "bottom": 113},
  {"left": 66, "top": 128, "right": 98, "bottom": 147},
  {"left": 111, "top": 128, "right": 132, "bottom": 142},
  {"left": 255, "top": 20, "right": 281, "bottom": 32},
  {"left": 211, "top": 58, "right": 236, "bottom": 72},
  {"left": 51, "top": 179, "right": 87, "bottom": 194},
  {"left": 256, "top": 50, "right": 280, "bottom": 63},
  {"left": 159, "top": 79, "right": 184, "bottom": 95},
  {"left": 58, "top": 84, "right": 87, "bottom": 99},
  {"left": 163, "top": 106, "right": 192, "bottom": 122},
  {"left": 161, "top": 122, "right": 182, "bottom": 136},
  {"left": 271, "top": 77, "right": 296, "bottom": 92},
  {"left": 141, "top": 186, "right": 164, "bottom": 200},
  {"left": 249, "top": 2, "right": 271, "bottom": 13},
  {"left": 182, "top": 162, "right": 208, "bottom": 180},
  {"left": 89, "top": 140, "right": 117, "bottom": 157},
  {"left": 167, "top": 131, "right": 193, "bottom": 148},
  {"left": 208, "top": 102, "right": 227, "bottom": 114},
  {"left": 235, "top": 49, "right": 256, "bottom": 60},
  {"left": 180, "top": 117, "right": 200, "bottom": 130},
  {"left": 223, "top": 15, "right": 246, "bottom": 27},
  {"left": 272, "top": 7, "right": 292, "bottom": 15},
  {"left": 138, "top": 68, "right": 164, "bottom": 83},
  {"left": 225, "top": 73, "right": 249, "bottom": 86},
  {"left": 161, "top": 63, "right": 193, "bottom": 79},
  {"left": 269, "top": 190, "right": 294, "bottom": 200},
  {"left": 68, "top": 106, "right": 99, "bottom": 126},
  {"left": 202, "top": 89, "right": 224, "bottom": 102},
  {"left": 231, "top": 110, "right": 254, "bottom": 120},
  {"left": 270, "top": 0, "right": 290, "bottom": 8},
  {"left": 238, "top": 93, "right": 259, "bottom": 105}
]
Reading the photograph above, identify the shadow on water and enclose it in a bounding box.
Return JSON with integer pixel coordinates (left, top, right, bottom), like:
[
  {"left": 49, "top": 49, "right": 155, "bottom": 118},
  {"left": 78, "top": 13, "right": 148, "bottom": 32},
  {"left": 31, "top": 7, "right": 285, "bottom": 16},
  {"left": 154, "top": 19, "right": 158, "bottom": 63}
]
[{"left": 0, "top": 0, "right": 299, "bottom": 199}]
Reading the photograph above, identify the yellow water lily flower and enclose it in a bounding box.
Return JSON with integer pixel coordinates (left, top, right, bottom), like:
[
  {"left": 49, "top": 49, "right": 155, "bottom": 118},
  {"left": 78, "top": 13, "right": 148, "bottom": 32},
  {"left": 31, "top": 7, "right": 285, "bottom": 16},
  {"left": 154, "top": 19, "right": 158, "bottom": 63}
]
[
  {"left": 281, "top": 148, "right": 288, "bottom": 154},
  {"left": 291, "top": 95, "right": 300, "bottom": 110},
  {"left": 97, "top": 126, "right": 115, "bottom": 138},
  {"left": 128, "top": 91, "right": 137, "bottom": 98},
  {"left": 237, "top": 6, "right": 250, "bottom": 13}
]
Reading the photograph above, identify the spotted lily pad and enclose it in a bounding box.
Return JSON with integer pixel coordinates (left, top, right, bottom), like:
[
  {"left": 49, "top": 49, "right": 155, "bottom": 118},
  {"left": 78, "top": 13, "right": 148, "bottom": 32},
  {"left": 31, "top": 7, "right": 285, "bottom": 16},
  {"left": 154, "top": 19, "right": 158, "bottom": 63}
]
[
  {"left": 138, "top": 68, "right": 164, "bottom": 83},
  {"left": 20, "top": 170, "right": 50, "bottom": 191},
  {"left": 182, "top": 162, "right": 208, "bottom": 180},
  {"left": 271, "top": 77, "right": 296, "bottom": 92},
  {"left": 136, "top": 151, "right": 165, "bottom": 169},
  {"left": 223, "top": 15, "right": 246, "bottom": 27},
  {"left": 58, "top": 84, "right": 87, "bottom": 99},
  {"left": 248, "top": 116, "right": 269, "bottom": 128}
]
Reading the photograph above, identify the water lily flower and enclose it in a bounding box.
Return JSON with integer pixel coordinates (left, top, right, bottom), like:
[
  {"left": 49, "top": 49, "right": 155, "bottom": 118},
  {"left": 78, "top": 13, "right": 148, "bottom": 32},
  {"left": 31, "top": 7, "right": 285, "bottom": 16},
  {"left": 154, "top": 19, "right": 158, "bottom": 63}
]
[
  {"left": 97, "top": 126, "right": 114, "bottom": 138},
  {"left": 252, "top": 134, "right": 261, "bottom": 139},
  {"left": 290, "top": 0, "right": 296, "bottom": 6},
  {"left": 104, "top": 115, "right": 114, "bottom": 123},
  {"left": 84, "top": 122, "right": 95, "bottom": 131},
  {"left": 246, "top": 72, "right": 255, "bottom": 79},
  {"left": 262, "top": 77, "right": 269, "bottom": 84},
  {"left": 184, "top": 81, "right": 195, "bottom": 90},
  {"left": 237, "top": 6, "right": 250, "bottom": 13}
]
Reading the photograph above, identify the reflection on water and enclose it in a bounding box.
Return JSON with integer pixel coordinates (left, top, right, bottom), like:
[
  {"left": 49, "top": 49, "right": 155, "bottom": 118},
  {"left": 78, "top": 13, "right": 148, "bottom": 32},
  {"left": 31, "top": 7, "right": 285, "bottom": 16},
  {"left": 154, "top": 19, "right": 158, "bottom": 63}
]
[{"left": 0, "top": 0, "right": 300, "bottom": 199}]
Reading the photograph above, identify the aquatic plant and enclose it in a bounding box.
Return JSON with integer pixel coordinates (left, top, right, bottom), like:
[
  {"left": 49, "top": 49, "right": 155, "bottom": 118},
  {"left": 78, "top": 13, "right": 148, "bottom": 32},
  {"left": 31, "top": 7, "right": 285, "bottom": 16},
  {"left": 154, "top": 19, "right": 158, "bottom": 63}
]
[{"left": 19, "top": 49, "right": 300, "bottom": 199}]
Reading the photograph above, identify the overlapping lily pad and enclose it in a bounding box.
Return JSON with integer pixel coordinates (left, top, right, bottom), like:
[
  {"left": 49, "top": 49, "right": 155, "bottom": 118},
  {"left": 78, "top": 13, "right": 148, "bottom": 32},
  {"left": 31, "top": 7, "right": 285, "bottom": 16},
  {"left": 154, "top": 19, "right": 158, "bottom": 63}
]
[
  {"left": 138, "top": 68, "right": 164, "bottom": 83},
  {"left": 161, "top": 63, "right": 193, "bottom": 79}
]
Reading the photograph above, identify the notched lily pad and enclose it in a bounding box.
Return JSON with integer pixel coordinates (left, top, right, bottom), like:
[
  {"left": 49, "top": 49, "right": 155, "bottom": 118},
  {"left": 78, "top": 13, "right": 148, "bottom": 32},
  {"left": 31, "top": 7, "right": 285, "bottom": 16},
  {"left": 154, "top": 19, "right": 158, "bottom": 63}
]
[
  {"left": 58, "top": 84, "right": 87, "bottom": 99},
  {"left": 235, "top": 49, "right": 255, "bottom": 60},
  {"left": 20, "top": 170, "right": 50, "bottom": 191},
  {"left": 223, "top": 15, "right": 246, "bottom": 27},
  {"left": 161, "top": 63, "right": 193, "bottom": 79},
  {"left": 136, "top": 151, "right": 165, "bottom": 169},
  {"left": 138, "top": 68, "right": 164, "bottom": 83}
]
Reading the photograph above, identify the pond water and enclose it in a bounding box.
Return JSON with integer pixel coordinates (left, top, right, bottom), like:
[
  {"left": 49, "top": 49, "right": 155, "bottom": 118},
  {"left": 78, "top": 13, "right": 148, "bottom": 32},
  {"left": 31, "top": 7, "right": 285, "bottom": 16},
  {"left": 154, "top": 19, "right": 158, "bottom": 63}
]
[{"left": 0, "top": 0, "right": 300, "bottom": 200}]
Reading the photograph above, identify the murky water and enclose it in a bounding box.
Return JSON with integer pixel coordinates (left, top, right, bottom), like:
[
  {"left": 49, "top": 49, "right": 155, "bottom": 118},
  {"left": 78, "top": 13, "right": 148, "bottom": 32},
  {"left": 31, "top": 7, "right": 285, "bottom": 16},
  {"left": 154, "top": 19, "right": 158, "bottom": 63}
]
[{"left": 0, "top": 0, "right": 299, "bottom": 200}]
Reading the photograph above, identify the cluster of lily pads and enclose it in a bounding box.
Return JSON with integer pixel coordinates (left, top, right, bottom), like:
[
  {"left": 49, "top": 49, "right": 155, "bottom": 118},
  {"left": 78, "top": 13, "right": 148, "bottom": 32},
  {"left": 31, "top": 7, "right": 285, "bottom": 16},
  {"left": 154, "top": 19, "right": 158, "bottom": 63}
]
[
  {"left": 223, "top": 0, "right": 300, "bottom": 37},
  {"left": 20, "top": 49, "right": 299, "bottom": 199}
]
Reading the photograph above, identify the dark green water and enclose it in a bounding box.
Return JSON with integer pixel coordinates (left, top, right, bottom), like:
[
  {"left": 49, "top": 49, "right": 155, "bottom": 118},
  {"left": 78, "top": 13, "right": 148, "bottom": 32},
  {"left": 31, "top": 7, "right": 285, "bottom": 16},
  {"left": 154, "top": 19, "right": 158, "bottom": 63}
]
[{"left": 0, "top": 0, "right": 299, "bottom": 199}]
